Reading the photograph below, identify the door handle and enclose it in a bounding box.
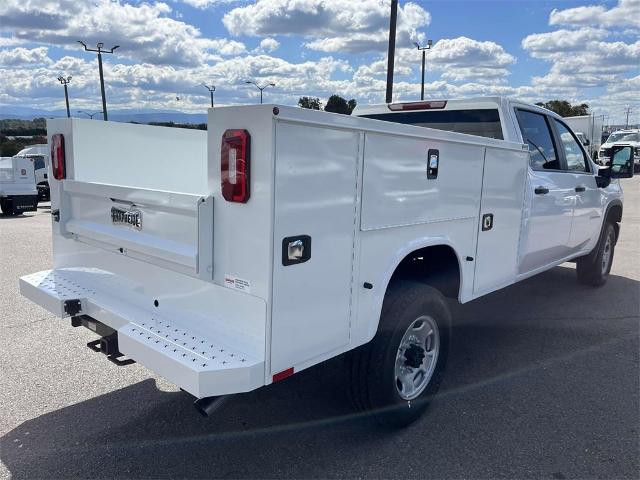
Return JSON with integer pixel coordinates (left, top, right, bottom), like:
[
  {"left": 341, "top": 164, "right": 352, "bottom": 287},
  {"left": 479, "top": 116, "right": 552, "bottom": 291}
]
[
  {"left": 534, "top": 187, "right": 549, "bottom": 195},
  {"left": 575, "top": 186, "right": 586, "bottom": 192}
]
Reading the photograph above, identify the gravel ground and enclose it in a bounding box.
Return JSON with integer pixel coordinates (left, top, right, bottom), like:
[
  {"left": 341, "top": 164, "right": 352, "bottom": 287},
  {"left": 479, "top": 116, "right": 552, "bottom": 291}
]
[{"left": 1, "top": 177, "right": 638, "bottom": 479}]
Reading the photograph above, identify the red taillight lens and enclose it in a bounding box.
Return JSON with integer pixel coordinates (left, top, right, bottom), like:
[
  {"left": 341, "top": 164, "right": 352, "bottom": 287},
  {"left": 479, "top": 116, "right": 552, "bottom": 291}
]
[
  {"left": 51, "top": 133, "right": 66, "bottom": 180},
  {"left": 221, "top": 129, "right": 250, "bottom": 203},
  {"left": 388, "top": 100, "right": 447, "bottom": 111}
]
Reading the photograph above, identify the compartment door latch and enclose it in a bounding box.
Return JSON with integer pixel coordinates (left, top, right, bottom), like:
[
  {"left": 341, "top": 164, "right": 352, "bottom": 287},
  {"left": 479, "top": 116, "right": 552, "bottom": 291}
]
[{"left": 282, "top": 235, "right": 312, "bottom": 266}]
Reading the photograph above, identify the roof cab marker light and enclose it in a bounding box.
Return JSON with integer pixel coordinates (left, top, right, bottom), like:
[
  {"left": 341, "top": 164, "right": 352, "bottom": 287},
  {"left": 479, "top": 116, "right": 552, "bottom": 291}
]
[
  {"left": 388, "top": 101, "right": 448, "bottom": 111},
  {"left": 51, "top": 133, "right": 66, "bottom": 180},
  {"left": 221, "top": 129, "right": 250, "bottom": 203}
]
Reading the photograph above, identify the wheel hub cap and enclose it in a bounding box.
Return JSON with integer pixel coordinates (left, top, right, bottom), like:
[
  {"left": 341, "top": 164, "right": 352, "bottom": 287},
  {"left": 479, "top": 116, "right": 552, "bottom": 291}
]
[
  {"left": 404, "top": 344, "right": 426, "bottom": 368},
  {"left": 394, "top": 315, "right": 440, "bottom": 400}
]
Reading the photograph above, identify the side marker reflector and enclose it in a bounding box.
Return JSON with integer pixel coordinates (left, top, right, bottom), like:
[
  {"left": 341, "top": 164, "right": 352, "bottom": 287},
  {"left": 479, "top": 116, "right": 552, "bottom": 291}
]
[{"left": 273, "top": 367, "right": 294, "bottom": 382}]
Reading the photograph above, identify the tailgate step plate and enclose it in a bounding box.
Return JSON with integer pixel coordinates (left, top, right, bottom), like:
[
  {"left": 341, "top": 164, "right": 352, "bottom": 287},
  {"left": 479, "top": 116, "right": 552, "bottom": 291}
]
[{"left": 20, "top": 269, "right": 265, "bottom": 397}]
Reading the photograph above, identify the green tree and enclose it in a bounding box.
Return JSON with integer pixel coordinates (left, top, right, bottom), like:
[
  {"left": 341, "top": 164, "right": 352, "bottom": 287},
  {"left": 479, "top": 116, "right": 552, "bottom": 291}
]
[
  {"left": 298, "top": 96, "right": 322, "bottom": 110},
  {"left": 535, "top": 100, "right": 589, "bottom": 117},
  {"left": 324, "top": 95, "right": 357, "bottom": 115}
]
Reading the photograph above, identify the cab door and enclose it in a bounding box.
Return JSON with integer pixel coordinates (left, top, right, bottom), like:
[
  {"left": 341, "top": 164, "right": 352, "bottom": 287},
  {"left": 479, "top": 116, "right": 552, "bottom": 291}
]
[
  {"left": 515, "top": 109, "right": 575, "bottom": 274},
  {"left": 549, "top": 118, "right": 602, "bottom": 251}
]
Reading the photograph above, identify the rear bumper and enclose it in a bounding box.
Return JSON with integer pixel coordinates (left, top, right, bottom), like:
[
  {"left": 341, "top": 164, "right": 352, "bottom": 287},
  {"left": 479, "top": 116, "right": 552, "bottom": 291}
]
[
  {"left": 1, "top": 194, "right": 38, "bottom": 212},
  {"left": 20, "top": 268, "right": 265, "bottom": 398}
]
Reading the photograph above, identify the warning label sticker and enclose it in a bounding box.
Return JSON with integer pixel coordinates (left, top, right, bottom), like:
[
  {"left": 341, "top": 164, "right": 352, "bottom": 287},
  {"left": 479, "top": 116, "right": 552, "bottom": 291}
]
[{"left": 224, "top": 274, "right": 251, "bottom": 293}]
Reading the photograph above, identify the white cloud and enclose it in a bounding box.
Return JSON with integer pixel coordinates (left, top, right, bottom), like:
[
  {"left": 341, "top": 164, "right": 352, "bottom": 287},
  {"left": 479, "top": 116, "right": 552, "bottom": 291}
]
[
  {"left": 257, "top": 37, "right": 280, "bottom": 53},
  {"left": 425, "top": 37, "right": 515, "bottom": 75},
  {"left": 518, "top": 0, "right": 639, "bottom": 123},
  {"left": 0, "top": 46, "right": 50, "bottom": 66},
  {"left": 522, "top": 28, "right": 609, "bottom": 55},
  {"left": 224, "top": 0, "right": 430, "bottom": 53},
  {"left": 549, "top": 0, "right": 640, "bottom": 29},
  {"left": 0, "top": 0, "right": 636, "bottom": 126},
  {"left": 0, "top": 0, "right": 245, "bottom": 67},
  {"left": 0, "top": 36, "right": 21, "bottom": 47},
  {"left": 180, "top": 0, "right": 241, "bottom": 8},
  {"left": 523, "top": 25, "right": 639, "bottom": 88}
]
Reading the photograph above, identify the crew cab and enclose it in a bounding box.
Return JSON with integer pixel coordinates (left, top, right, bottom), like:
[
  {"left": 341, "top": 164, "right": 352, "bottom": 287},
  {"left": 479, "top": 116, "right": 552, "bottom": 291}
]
[
  {"left": 0, "top": 155, "right": 38, "bottom": 215},
  {"left": 19, "top": 97, "right": 633, "bottom": 426},
  {"left": 599, "top": 129, "right": 640, "bottom": 171}
]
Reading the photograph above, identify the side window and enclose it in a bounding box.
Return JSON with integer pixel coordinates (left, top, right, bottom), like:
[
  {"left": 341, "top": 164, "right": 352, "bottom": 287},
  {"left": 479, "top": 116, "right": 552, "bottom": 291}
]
[
  {"left": 553, "top": 120, "right": 589, "bottom": 172},
  {"left": 515, "top": 110, "right": 560, "bottom": 171}
]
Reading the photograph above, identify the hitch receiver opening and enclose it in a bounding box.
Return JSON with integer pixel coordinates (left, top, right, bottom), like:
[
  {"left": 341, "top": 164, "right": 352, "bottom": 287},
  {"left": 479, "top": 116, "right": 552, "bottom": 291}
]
[{"left": 64, "top": 299, "right": 82, "bottom": 316}]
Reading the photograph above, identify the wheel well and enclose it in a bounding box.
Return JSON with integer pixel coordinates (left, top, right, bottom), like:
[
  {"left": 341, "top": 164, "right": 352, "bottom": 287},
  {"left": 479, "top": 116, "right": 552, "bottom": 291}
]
[
  {"left": 606, "top": 203, "right": 622, "bottom": 240},
  {"left": 388, "top": 245, "right": 461, "bottom": 299}
]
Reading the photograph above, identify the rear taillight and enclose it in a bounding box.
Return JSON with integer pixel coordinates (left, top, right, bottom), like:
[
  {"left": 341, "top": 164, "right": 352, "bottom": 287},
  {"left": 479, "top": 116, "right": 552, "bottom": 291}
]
[
  {"left": 221, "top": 129, "right": 250, "bottom": 203},
  {"left": 388, "top": 100, "right": 447, "bottom": 111},
  {"left": 51, "top": 134, "right": 66, "bottom": 180}
]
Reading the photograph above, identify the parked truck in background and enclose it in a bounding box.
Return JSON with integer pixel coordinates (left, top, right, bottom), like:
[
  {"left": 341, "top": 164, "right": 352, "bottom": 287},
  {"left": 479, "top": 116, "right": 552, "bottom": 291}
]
[
  {"left": 0, "top": 155, "right": 39, "bottom": 215},
  {"left": 599, "top": 129, "right": 640, "bottom": 172},
  {"left": 19, "top": 97, "right": 633, "bottom": 427},
  {"left": 15, "top": 144, "right": 50, "bottom": 200},
  {"left": 563, "top": 114, "right": 604, "bottom": 159}
]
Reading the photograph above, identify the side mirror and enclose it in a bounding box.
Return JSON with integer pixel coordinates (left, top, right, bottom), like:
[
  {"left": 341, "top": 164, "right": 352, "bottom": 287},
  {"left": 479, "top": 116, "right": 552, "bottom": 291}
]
[
  {"left": 584, "top": 139, "right": 590, "bottom": 146},
  {"left": 609, "top": 145, "right": 634, "bottom": 179}
]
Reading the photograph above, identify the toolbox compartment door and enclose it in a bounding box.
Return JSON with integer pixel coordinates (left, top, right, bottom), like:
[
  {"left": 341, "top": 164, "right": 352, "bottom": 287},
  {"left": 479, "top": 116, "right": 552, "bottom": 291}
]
[
  {"left": 270, "top": 121, "right": 360, "bottom": 374},
  {"left": 473, "top": 147, "right": 528, "bottom": 296}
]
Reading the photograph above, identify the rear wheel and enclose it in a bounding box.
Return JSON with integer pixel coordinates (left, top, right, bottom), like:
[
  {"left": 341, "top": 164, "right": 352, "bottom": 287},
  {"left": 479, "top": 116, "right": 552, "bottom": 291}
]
[
  {"left": 0, "top": 199, "right": 18, "bottom": 216},
  {"left": 349, "top": 282, "right": 451, "bottom": 427},
  {"left": 576, "top": 222, "right": 616, "bottom": 286}
]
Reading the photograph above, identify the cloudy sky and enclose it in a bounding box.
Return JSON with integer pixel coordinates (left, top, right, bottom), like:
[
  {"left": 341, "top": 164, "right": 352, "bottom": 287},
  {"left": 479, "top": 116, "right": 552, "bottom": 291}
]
[{"left": 0, "top": 0, "right": 638, "bottom": 123}]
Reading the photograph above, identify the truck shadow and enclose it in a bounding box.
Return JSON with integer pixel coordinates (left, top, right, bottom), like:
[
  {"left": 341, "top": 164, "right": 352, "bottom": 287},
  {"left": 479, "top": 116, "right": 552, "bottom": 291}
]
[{"left": 1, "top": 266, "right": 638, "bottom": 479}]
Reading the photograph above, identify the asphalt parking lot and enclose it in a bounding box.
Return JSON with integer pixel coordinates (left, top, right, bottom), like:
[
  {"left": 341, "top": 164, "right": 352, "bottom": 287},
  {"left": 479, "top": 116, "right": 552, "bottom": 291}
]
[{"left": 1, "top": 178, "right": 638, "bottom": 480}]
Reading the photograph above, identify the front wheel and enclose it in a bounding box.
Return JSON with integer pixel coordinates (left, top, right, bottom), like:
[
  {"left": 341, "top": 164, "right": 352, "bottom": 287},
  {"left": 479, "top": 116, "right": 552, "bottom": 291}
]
[
  {"left": 349, "top": 282, "right": 451, "bottom": 427},
  {"left": 576, "top": 222, "right": 616, "bottom": 286}
]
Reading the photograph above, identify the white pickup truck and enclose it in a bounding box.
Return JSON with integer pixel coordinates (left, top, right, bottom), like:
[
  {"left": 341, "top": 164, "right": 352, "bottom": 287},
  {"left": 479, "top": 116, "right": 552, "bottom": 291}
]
[
  {"left": 599, "top": 129, "right": 640, "bottom": 171},
  {"left": 0, "top": 155, "right": 39, "bottom": 215},
  {"left": 19, "top": 97, "right": 633, "bottom": 427},
  {"left": 15, "top": 144, "right": 50, "bottom": 200}
]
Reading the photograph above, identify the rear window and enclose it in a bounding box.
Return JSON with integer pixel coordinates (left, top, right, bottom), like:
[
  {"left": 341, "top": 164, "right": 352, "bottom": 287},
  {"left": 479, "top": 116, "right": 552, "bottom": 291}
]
[
  {"left": 32, "top": 156, "right": 45, "bottom": 170},
  {"left": 360, "top": 109, "right": 504, "bottom": 140}
]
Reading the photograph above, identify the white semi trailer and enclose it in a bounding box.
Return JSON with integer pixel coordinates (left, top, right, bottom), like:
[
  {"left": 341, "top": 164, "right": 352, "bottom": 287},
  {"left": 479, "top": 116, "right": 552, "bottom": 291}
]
[
  {"left": 563, "top": 114, "right": 604, "bottom": 159},
  {"left": 19, "top": 97, "right": 633, "bottom": 426}
]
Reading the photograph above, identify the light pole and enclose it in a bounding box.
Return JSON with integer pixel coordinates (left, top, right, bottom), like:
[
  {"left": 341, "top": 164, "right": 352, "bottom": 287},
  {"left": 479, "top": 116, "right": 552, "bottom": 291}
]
[
  {"left": 385, "top": 0, "right": 398, "bottom": 103},
  {"left": 245, "top": 81, "right": 275, "bottom": 104},
  {"left": 57, "top": 76, "right": 72, "bottom": 118},
  {"left": 414, "top": 40, "right": 433, "bottom": 101},
  {"left": 77, "top": 110, "right": 103, "bottom": 119},
  {"left": 623, "top": 106, "right": 632, "bottom": 128},
  {"left": 203, "top": 84, "right": 216, "bottom": 108},
  {"left": 77, "top": 41, "right": 119, "bottom": 121}
]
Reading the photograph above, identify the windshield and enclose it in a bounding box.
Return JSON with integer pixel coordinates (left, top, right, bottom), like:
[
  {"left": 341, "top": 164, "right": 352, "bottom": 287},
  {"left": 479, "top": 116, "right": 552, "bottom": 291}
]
[
  {"left": 360, "top": 109, "right": 504, "bottom": 140},
  {"left": 606, "top": 132, "right": 640, "bottom": 143}
]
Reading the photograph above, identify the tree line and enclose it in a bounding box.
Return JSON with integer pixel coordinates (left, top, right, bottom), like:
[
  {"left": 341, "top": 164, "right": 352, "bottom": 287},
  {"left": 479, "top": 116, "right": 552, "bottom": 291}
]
[{"left": 298, "top": 95, "right": 357, "bottom": 115}]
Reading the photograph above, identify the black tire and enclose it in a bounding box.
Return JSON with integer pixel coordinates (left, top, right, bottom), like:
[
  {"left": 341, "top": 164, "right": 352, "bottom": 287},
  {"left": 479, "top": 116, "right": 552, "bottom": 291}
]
[
  {"left": 576, "top": 221, "right": 616, "bottom": 286},
  {"left": 349, "top": 282, "right": 451, "bottom": 428},
  {"left": 0, "top": 199, "right": 17, "bottom": 216}
]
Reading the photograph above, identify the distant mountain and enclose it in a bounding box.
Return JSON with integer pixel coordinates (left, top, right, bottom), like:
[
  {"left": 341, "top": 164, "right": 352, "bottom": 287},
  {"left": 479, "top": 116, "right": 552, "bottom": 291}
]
[{"left": 0, "top": 106, "right": 208, "bottom": 124}]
